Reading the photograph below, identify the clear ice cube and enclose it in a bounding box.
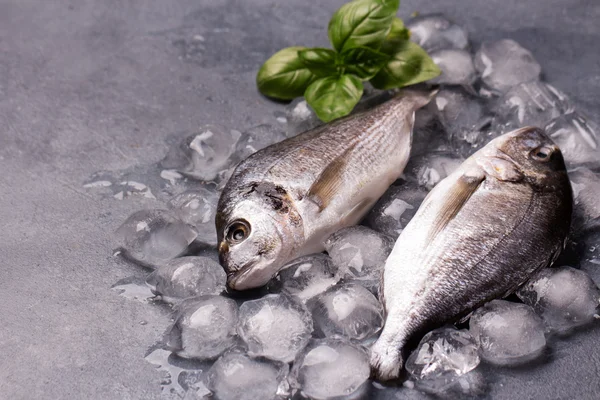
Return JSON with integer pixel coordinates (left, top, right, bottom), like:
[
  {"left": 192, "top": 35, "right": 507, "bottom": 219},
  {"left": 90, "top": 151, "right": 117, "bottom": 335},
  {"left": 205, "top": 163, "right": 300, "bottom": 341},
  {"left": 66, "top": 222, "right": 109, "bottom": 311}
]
[
  {"left": 474, "top": 39, "right": 541, "bottom": 93},
  {"left": 492, "top": 81, "right": 573, "bottom": 134},
  {"left": 146, "top": 256, "right": 226, "bottom": 304},
  {"left": 161, "top": 125, "right": 241, "bottom": 182},
  {"left": 517, "top": 267, "right": 600, "bottom": 334},
  {"left": 273, "top": 253, "right": 340, "bottom": 303},
  {"left": 405, "top": 327, "right": 480, "bottom": 392},
  {"left": 284, "top": 98, "right": 322, "bottom": 136},
  {"left": 365, "top": 180, "right": 429, "bottom": 239},
  {"left": 405, "top": 151, "right": 465, "bottom": 190},
  {"left": 545, "top": 112, "right": 600, "bottom": 166},
  {"left": 290, "top": 338, "right": 370, "bottom": 400},
  {"left": 411, "top": 107, "right": 453, "bottom": 157},
  {"left": 167, "top": 295, "right": 238, "bottom": 360},
  {"left": 431, "top": 87, "right": 494, "bottom": 157},
  {"left": 203, "top": 349, "right": 289, "bottom": 400},
  {"left": 430, "top": 49, "right": 477, "bottom": 86},
  {"left": 469, "top": 300, "right": 546, "bottom": 366},
  {"left": 323, "top": 226, "right": 394, "bottom": 290},
  {"left": 237, "top": 294, "right": 313, "bottom": 362},
  {"left": 406, "top": 14, "right": 469, "bottom": 52},
  {"left": 579, "top": 230, "right": 600, "bottom": 286},
  {"left": 308, "top": 283, "right": 384, "bottom": 341},
  {"left": 569, "top": 167, "right": 600, "bottom": 232},
  {"left": 115, "top": 209, "right": 198, "bottom": 268},
  {"left": 232, "top": 124, "right": 287, "bottom": 161},
  {"left": 168, "top": 189, "right": 219, "bottom": 245}
]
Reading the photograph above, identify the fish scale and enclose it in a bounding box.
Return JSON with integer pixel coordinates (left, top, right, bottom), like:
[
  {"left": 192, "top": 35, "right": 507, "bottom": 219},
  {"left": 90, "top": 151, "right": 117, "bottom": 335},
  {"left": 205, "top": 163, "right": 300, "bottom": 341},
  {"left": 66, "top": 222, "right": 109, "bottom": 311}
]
[{"left": 217, "top": 89, "right": 436, "bottom": 291}]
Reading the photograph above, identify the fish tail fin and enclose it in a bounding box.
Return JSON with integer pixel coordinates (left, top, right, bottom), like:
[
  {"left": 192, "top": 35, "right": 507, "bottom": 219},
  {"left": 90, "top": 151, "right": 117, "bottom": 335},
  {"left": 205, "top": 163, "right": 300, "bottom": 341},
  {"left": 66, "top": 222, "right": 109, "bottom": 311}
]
[
  {"left": 399, "top": 86, "right": 439, "bottom": 110},
  {"left": 370, "top": 333, "right": 405, "bottom": 381}
]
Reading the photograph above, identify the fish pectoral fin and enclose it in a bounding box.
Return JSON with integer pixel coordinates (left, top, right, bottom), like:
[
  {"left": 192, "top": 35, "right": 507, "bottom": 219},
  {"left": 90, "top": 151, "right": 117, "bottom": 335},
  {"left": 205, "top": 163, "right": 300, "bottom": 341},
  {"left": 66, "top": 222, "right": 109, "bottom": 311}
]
[
  {"left": 307, "top": 142, "right": 358, "bottom": 211},
  {"left": 426, "top": 173, "right": 484, "bottom": 244}
]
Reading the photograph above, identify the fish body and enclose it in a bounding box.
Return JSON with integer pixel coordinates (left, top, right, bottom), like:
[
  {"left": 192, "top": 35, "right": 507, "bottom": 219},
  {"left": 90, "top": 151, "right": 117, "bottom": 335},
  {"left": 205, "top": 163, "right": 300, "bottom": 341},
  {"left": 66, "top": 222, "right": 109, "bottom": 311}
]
[
  {"left": 370, "top": 127, "right": 573, "bottom": 381},
  {"left": 217, "top": 90, "right": 436, "bottom": 290}
]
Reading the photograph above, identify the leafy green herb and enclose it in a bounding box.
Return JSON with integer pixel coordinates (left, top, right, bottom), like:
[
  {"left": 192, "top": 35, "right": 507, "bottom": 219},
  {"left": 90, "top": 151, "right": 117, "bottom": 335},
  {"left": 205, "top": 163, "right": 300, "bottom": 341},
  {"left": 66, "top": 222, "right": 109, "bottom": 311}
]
[
  {"left": 298, "top": 48, "right": 340, "bottom": 77},
  {"left": 305, "top": 75, "right": 364, "bottom": 122},
  {"left": 328, "top": 0, "right": 399, "bottom": 53},
  {"left": 341, "top": 47, "right": 391, "bottom": 80},
  {"left": 371, "top": 41, "right": 441, "bottom": 89},
  {"left": 256, "top": 0, "right": 440, "bottom": 121},
  {"left": 256, "top": 47, "right": 318, "bottom": 100}
]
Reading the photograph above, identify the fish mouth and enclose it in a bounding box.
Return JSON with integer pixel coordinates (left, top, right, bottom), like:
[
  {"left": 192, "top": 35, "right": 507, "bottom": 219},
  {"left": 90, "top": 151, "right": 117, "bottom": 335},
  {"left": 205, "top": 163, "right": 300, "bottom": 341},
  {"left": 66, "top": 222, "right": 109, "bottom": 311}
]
[{"left": 225, "top": 257, "right": 263, "bottom": 290}]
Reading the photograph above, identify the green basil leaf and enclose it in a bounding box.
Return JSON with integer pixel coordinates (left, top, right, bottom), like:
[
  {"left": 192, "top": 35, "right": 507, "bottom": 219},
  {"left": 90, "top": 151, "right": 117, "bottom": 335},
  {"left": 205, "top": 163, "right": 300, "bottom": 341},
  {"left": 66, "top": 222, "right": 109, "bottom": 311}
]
[
  {"left": 379, "top": 17, "right": 410, "bottom": 54},
  {"left": 328, "top": 0, "right": 400, "bottom": 53},
  {"left": 370, "top": 41, "right": 441, "bottom": 90},
  {"left": 256, "top": 46, "right": 318, "bottom": 100},
  {"left": 298, "top": 48, "right": 340, "bottom": 77},
  {"left": 305, "top": 75, "right": 364, "bottom": 122},
  {"left": 341, "top": 46, "right": 391, "bottom": 79}
]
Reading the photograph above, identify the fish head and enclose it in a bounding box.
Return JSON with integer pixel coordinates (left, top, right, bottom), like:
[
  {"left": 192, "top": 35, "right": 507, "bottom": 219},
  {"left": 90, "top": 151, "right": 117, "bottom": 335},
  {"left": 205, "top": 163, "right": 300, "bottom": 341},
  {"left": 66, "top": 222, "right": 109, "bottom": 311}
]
[
  {"left": 216, "top": 184, "right": 303, "bottom": 291},
  {"left": 482, "top": 126, "right": 568, "bottom": 185}
]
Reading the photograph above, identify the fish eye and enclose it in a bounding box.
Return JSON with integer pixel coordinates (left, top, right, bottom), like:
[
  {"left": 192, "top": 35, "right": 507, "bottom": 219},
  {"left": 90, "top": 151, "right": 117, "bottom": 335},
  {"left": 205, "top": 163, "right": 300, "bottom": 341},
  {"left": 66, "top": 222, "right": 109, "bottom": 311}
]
[
  {"left": 529, "top": 146, "right": 554, "bottom": 162},
  {"left": 226, "top": 220, "right": 251, "bottom": 245}
]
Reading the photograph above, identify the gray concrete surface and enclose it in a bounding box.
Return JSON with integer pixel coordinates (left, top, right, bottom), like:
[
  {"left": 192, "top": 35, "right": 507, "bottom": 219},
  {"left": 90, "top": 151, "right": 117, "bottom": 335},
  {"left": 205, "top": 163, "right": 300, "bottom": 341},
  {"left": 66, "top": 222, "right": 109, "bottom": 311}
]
[{"left": 1, "top": 0, "right": 599, "bottom": 399}]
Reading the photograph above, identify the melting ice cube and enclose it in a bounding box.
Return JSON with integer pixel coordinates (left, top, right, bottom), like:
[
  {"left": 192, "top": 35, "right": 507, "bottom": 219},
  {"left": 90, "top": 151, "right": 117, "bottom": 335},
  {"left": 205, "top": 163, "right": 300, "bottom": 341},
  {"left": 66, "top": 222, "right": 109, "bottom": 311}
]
[
  {"left": 237, "top": 294, "right": 313, "bottom": 363},
  {"left": 517, "top": 267, "right": 600, "bottom": 334},
  {"left": 115, "top": 209, "right": 198, "bottom": 268},
  {"left": 474, "top": 39, "right": 541, "bottom": 93},
  {"left": 469, "top": 300, "right": 546, "bottom": 366},
  {"left": 308, "top": 283, "right": 384, "bottom": 341},
  {"left": 146, "top": 256, "right": 226, "bottom": 304}
]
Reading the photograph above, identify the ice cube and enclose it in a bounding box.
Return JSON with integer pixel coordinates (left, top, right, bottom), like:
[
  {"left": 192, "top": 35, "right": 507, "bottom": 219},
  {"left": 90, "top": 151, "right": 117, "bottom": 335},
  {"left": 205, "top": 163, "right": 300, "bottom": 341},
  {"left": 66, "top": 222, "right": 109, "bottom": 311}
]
[
  {"left": 545, "top": 112, "right": 600, "bottom": 166},
  {"left": 569, "top": 167, "right": 600, "bottom": 232},
  {"left": 405, "top": 327, "right": 480, "bottom": 393},
  {"left": 579, "top": 230, "right": 600, "bottom": 286},
  {"left": 431, "top": 87, "right": 494, "bottom": 157},
  {"left": 167, "top": 295, "right": 238, "bottom": 360},
  {"left": 285, "top": 98, "right": 322, "bottom": 136},
  {"left": 430, "top": 49, "right": 476, "bottom": 86},
  {"left": 273, "top": 253, "right": 340, "bottom": 303},
  {"left": 203, "top": 349, "right": 289, "bottom": 400},
  {"left": 365, "top": 181, "right": 429, "bottom": 238},
  {"left": 161, "top": 125, "right": 241, "bottom": 182},
  {"left": 115, "top": 209, "right": 198, "bottom": 268},
  {"left": 146, "top": 257, "right": 226, "bottom": 304},
  {"left": 232, "top": 124, "right": 287, "bottom": 161},
  {"left": 290, "top": 338, "right": 370, "bottom": 400},
  {"left": 308, "top": 283, "right": 384, "bottom": 341},
  {"left": 168, "top": 189, "right": 219, "bottom": 245},
  {"left": 405, "top": 151, "right": 465, "bottom": 190},
  {"left": 517, "top": 267, "right": 600, "bottom": 334},
  {"left": 469, "top": 300, "right": 546, "bottom": 366},
  {"left": 492, "top": 81, "right": 573, "bottom": 134},
  {"left": 411, "top": 108, "right": 453, "bottom": 157},
  {"left": 474, "top": 39, "right": 541, "bottom": 93},
  {"left": 406, "top": 14, "right": 469, "bottom": 52},
  {"left": 237, "top": 294, "right": 313, "bottom": 362},
  {"left": 324, "top": 226, "right": 394, "bottom": 290}
]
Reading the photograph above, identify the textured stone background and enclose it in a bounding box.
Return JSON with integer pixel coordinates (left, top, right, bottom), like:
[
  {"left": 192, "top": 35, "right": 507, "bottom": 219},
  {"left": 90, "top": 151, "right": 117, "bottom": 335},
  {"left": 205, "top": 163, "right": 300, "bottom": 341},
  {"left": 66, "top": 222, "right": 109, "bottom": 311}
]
[{"left": 0, "top": 0, "right": 599, "bottom": 399}]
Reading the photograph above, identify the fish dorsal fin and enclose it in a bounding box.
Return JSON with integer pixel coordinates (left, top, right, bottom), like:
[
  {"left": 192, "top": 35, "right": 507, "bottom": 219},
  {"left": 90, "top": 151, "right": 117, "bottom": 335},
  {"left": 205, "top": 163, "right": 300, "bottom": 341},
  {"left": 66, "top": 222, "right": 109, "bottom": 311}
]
[
  {"left": 426, "top": 173, "right": 484, "bottom": 244},
  {"left": 307, "top": 142, "right": 358, "bottom": 211}
]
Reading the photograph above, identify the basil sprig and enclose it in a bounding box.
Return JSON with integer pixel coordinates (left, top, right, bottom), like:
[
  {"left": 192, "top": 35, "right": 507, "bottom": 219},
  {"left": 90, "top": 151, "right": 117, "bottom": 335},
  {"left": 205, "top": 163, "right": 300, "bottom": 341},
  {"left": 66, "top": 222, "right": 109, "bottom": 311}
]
[{"left": 256, "top": 0, "right": 440, "bottom": 122}]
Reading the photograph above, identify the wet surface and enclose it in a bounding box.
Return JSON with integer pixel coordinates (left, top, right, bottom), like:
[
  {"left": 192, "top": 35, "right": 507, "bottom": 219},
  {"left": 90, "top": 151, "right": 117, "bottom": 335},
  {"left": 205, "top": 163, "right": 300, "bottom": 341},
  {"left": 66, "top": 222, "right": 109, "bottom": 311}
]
[{"left": 1, "top": 0, "right": 600, "bottom": 399}]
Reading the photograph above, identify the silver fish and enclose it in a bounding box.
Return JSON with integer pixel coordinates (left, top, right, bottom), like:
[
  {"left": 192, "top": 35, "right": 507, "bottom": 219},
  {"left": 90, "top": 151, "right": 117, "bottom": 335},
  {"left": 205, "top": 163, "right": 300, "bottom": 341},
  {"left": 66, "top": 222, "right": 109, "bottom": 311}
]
[
  {"left": 370, "top": 126, "right": 573, "bottom": 381},
  {"left": 216, "top": 90, "right": 436, "bottom": 290}
]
